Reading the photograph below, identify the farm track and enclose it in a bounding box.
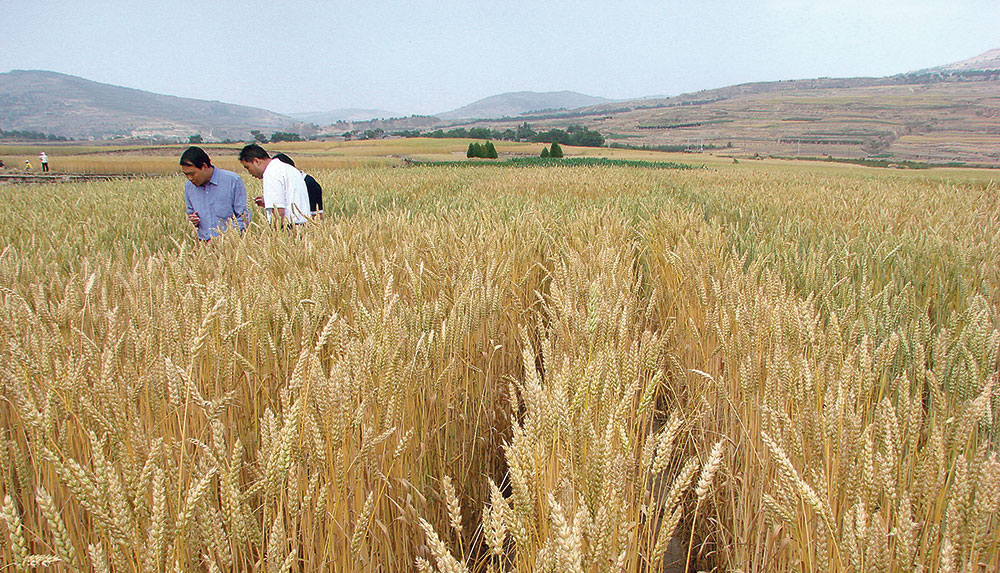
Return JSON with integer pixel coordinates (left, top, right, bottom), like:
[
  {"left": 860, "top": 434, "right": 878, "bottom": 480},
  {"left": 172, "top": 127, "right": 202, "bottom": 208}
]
[{"left": 0, "top": 172, "right": 145, "bottom": 184}]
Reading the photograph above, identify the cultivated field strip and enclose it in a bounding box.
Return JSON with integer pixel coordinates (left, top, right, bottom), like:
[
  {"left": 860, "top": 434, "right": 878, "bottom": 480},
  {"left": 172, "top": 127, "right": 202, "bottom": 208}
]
[{"left": 0, "top": 165, "right": 997, "bottom": 571}]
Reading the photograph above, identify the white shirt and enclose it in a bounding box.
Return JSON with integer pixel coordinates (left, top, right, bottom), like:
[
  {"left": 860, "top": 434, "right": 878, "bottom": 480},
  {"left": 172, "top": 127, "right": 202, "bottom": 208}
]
[
  {"left": 39, "top": 152, "right": 48, "bottom": 163},
  {"left": 261, "top": 158, "right": 310, "bottom": 224}
]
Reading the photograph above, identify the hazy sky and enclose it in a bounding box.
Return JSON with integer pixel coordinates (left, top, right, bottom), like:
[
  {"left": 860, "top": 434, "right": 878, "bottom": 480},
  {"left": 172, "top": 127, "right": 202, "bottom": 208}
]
[{"left": 3, "top": 0, "right": 998, "bottom": 116}]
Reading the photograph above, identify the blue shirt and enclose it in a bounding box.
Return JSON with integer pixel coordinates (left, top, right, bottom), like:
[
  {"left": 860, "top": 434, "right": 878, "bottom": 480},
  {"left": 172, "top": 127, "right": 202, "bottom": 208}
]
[{"left": 184, "top": 167, "right": 250, "bottom": 241}]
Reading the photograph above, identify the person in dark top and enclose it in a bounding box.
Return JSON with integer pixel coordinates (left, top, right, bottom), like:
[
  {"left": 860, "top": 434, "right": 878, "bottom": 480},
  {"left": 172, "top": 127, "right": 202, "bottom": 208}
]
[{"left": 272, "top": 153, "right": 324, "bottom": 219}]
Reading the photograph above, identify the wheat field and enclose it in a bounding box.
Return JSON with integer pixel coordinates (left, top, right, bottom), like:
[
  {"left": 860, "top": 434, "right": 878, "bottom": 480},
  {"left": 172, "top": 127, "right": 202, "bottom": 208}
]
[{"left": 0, "top": 160, "right": 998, "bottom": 571}]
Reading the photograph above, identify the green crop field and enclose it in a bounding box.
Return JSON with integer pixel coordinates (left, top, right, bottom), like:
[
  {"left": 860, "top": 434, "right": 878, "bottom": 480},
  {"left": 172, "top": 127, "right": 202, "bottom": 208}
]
[{"left": 0, "top": 144, "right": 998, "bottom": 571}]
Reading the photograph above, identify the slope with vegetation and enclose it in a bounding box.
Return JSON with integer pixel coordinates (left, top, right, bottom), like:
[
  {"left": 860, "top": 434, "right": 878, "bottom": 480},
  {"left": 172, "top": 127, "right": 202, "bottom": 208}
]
[{"left": 0, "top": 70, "right": 300, "bottom": 141}]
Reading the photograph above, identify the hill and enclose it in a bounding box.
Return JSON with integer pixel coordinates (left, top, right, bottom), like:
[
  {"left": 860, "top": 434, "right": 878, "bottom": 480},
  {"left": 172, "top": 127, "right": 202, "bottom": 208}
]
[
  {"left": 918, "top": 48, "right": 1000, "bottom": 73},
  {"left": 434, "top": 49, "right": 1000, "bottom": 165},
  {"left": 0, "top": 70, "right": 301, "bottom": 141},
  {"left": 289, "top": 108, "right": 400, "bottom": 124},
  {"left": 437, "top": 91, "right": 612, "bottom": 120},
  {"left": 5, "top": 47, "right": 1000, "bottom": 165}
]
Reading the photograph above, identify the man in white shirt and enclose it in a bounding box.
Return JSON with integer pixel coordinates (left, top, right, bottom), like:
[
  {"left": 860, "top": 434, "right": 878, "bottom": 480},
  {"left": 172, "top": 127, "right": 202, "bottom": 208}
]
[{"left": 238, "top": 144, "right": 311, "bottom": 226}]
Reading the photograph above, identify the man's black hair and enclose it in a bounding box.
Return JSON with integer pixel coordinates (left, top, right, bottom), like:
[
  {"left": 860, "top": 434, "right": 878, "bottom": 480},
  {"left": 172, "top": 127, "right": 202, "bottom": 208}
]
[
  {"left": 239, "top": 144, "right": 270, "bottom": 163},
  {"left": 273, "top": 153, "right": 295, "bottom": 167},
  {"left": 180, "top": 146, "right": 212, "bottom": 168}
]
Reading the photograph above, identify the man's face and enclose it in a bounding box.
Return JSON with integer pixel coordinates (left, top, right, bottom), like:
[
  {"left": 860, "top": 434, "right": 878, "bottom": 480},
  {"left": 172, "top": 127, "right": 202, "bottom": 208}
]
[
  {"left": 240, "top": 158, "right": 266, "bottom": 179},
  {"left": 181, "top": 163, "right": 213, "bottom": 186}
]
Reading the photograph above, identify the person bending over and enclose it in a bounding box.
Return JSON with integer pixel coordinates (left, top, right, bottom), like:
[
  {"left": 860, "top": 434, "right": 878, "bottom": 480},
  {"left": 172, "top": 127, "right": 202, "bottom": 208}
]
[
  {"left": 180, "top": 146, "right": 250, "bottom": 241},
  {"left": 238, "top": 144, "right": 311, "bottom": 227}
]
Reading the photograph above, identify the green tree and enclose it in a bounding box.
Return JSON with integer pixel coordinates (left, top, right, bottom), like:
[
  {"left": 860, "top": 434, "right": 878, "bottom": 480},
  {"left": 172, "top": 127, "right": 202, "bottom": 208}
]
[
  {"left": 516, "top": 122, "right": 536, "bottom": 141},
  {"left": 550, "top": 142, "right": 564, "bottom": 158},
  {"left": 250, "top": 130, "right": 268, "bottom": 143},
  {"left": 467, "top": 142, "right": 484, "bottom": 158},
  {"left": 188, "top": 134, "right": 203, "bottom": 144},
  {"left": 540, "top": 147, "right": 550, "bottom": 158},
  {"left": 270, "top": 132, "right": 303, "bottom": 143},
  {"left": 270, "top": 132, "right": 288, "bottom": 143},
  {"left": 569, "top": 128, "right": 604, "bottom": 147},
  {"left": 534, "top": 129, "right": 569, "bottom": 145},
  {"left": 484, "top": 141, "right": 498, "bottom": 159}
]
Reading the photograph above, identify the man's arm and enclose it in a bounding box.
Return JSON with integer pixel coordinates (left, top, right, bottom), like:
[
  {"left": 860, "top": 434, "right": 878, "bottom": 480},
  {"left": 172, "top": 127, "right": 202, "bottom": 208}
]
[
  {"left": 185, "top": 188, "right": 200, "bottom": 227},
  {"left": 232, "top": 176, "right": 250, "bottom": 229},
  {"left": 262, "top": 169, "right": 290, "bottom": 223},
  {"left": 277, "top": 171, "right": 290, "bottom": 220}
]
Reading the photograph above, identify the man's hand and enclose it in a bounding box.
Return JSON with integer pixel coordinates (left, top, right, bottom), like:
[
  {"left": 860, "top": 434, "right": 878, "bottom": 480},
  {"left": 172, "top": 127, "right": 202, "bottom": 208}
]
[
  {"left": 254, "top": 196, "right": 265, "bottom": 207},
  {"left": 188, "top": 211, "right": 200, "bottom": 227}
]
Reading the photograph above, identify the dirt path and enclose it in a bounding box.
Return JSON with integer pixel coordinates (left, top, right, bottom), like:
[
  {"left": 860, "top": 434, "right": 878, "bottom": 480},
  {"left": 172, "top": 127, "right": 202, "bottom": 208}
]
[{"left": 0, "top": 173, "right": 139, "bottom": 185}]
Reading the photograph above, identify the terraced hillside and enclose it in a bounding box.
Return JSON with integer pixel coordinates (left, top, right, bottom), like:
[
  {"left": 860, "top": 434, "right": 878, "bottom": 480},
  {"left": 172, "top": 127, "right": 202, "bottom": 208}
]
[{"left": 448, "top": 76, "right": 1000, "bottom": 165}]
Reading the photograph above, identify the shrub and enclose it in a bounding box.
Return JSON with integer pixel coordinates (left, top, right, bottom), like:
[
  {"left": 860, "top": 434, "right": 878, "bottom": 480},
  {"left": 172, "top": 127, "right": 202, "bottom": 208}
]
[
  {"left": 484, "top": 141, "right": 498, "bottom": 159},
  {"left": 270, "top": 132, "right": 303, "bottom": 143}
]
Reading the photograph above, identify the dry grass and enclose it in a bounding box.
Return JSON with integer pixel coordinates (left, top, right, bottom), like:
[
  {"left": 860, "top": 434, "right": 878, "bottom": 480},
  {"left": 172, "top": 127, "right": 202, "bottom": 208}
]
[
  {"left": 0, "top": 139, "right": 736, "bottom": 176},
  {"left": 0, "top": 162, "right": 997, "bottom": 571}
]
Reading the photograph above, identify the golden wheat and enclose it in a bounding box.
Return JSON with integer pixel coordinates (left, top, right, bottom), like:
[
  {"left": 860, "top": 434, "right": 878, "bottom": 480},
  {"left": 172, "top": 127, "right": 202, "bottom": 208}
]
[{"left": 0, "top": 163, "right": 997, "bottom": 571}]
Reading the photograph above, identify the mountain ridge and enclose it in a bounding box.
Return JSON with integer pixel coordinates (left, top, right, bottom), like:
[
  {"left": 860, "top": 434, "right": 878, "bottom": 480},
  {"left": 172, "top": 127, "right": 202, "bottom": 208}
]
[
  {"left": 0, "top": 69, "right": 301, "bottom": 140},
  {"left": 288, "top": 108, "right": 401, "bottom": 124},
  {"left": 425, "top": 48, "right": 1000, "bottom": 165},
  {"left": 436, "top": 91, "right": 613, "bottom": 121},
  {"left": 2, "top": 47, "right": 999, "bottom": 162},
  {"left": 915, "top": 48, "right": 1000, "bottom": 73}
]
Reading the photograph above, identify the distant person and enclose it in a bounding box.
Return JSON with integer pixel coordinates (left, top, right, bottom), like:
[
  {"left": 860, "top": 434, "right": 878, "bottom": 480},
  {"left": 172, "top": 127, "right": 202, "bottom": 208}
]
[
  {"left": 24, "top": 160, "right": 32, "bottom": 171},
  {"left": 273, "top": 153, "right": 323, "bottom": 219},
  {"left": 180, "top": 146, "right": 251, "bottom": 241},
  {"left": 0, "top": 159, "right": 5, "bottom": 169},
  {"left": 39, "top": 151, "right": 49, "bottom": 172},
  {"left": 238, "top": 144, "right": 311, "bottom": 227}
]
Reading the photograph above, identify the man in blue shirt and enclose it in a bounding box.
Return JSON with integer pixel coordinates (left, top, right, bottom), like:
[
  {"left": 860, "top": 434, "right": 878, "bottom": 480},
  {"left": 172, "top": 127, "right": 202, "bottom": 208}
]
[{"left": 180, "top": 146, "right": 250, "bottom": 241}]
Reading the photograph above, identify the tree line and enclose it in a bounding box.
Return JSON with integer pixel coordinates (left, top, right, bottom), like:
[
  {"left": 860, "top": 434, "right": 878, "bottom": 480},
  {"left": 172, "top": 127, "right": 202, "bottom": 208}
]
[
  {"left": 0, "top": 129, "right": 71, "bottom": 142},
  {"left": 187, "top": 122, "right": 606, "bottom": 148},
  {"left": 246, "top": 130, "right": 303, "bottom": 144},
  {"left": 396, "top": 123, "right": 605, "bottom": 147}
]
